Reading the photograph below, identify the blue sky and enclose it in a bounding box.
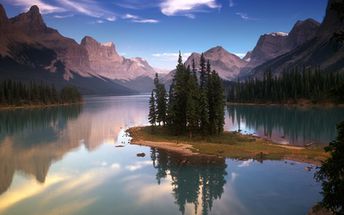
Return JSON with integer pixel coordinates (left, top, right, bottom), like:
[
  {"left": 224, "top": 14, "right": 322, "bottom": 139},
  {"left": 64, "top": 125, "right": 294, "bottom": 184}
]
[{"left": 1, "top": 0, "right": 328, "bottom": 70}]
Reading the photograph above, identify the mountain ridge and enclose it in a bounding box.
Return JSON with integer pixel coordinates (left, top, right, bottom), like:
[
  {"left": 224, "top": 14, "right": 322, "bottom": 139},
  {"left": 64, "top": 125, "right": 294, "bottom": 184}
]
[{"left": 0, "top": 4, "right": 157, "bottom": 94}]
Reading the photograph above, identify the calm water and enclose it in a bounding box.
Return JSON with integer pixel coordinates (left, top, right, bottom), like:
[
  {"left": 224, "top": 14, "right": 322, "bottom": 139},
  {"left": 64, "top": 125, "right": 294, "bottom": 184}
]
[{"left": 0, "top": 95, "right": 342, "bottom": 215}]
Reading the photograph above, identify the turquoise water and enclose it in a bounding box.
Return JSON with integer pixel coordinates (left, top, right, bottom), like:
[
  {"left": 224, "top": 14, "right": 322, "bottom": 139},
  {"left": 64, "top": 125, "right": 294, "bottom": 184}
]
[{"left": 0, "top": 95, "right": 341, "bottom": 215}]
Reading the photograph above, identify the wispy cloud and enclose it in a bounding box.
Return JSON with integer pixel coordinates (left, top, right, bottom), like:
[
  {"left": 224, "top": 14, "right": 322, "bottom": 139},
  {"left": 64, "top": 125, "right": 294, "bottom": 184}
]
[
  {"left": 115, "top": 1, "right": 158, "bottom": 10},
  {"left": 229, "top": 0, "right": 234, "bottom": 7},
  {"left": 160, "top": 0, "right": 221, "bottom": 17},
  {"left": 152, "top": 52, "right": 192, "bottom": 61},
  {"left": 236, "top": 12, "right": 257, "bottom": 21},
  {"left": 59, "top": 0, "right": 115, "bottom": 20},
  {"left": 133, "top": 19, "right": 159, "bottom": 23},
  {"left": 236, "top": 12, "right": 249, "bottom": 20},
  {"left": 123, "top": 13, "right": 159, "bottom": 24},
  {"left": 8, "top": 0, "right": 65, "bottom": 14},
  {"left": 7, "top": 0, "right": 116, "bottom": 22},
  {"left": 53, "top": 14, "right": 74, "bottom": 19}
]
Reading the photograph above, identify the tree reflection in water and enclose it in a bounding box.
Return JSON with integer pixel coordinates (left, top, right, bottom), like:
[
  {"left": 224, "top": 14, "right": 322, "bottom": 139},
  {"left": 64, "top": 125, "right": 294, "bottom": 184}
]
[{"left": 150, "top": 148, "right": 227, "bottom": 215}]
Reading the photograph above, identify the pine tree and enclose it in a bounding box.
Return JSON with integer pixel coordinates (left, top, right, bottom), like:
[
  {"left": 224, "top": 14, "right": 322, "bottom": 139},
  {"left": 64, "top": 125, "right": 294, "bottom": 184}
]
[
  {"left": 148, "top": 91, "right": 157, "bottom": 127},
  {"left": 212, "top": 70, "right": 225, "bottom": 134},
  {"left": 199, "top": 54, "right": 209, "bottom": 135},
  {"left": 154, "top": 73, "right": 167, "bottom": 126},
  {"left": 186, "top": 65, "right": 200, "bottom": 137}
]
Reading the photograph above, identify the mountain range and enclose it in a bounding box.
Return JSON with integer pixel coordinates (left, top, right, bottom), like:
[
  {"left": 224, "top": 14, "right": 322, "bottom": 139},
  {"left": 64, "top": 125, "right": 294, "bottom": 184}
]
[
  {"left": 0, "top": 0, "right": 343, "bottom": 95},
  {"left": 0, "top": 5, "right": 155, "bottom": 94}
]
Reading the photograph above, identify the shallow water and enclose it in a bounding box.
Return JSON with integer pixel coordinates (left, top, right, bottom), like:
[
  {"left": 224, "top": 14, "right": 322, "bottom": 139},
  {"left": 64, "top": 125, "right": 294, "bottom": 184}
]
[{"left": 0, "top": 95, "right": 340, "bottom": 215}]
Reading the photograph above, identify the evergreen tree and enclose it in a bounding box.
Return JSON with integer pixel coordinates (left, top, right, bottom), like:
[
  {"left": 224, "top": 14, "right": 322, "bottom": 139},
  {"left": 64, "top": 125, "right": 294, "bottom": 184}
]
[
  {"left": 315, "top": 121, "right": 344, "bottom": 214},
  {"left": 148, "top": 91, "right": 157, "bottom": 127},
  {"left": 186, "top": 65, "right": 200, "bottom": 137},
  {"left": 212, "top": 70, "right": 225, "bottom": 134},
  {"left": 154, "top": 73, "right": 167, "bottom": 126},
  {"left": 199, "top": 54, "right": 209, "bottom": 135}
]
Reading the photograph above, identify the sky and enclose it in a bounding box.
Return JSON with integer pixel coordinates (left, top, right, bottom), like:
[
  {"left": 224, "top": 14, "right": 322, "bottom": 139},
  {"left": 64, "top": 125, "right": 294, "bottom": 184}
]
[{"left": 1, "top": 0, "right": 328, "bottom": 70}]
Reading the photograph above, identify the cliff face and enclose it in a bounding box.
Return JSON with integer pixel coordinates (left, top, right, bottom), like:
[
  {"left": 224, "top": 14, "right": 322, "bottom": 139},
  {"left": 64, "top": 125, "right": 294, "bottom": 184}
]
[
  {"left": 246, "top": 19, "right": 320, "bottom": 69},
  {"left": 249, "top": 0, "right": 344, "bottom": 78}
]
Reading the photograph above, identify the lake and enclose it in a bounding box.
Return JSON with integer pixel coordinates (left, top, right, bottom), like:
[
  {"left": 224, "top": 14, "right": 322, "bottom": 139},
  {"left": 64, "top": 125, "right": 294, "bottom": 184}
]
[{"left": 0, "top": 95, "right": 343, "bottom": 215}]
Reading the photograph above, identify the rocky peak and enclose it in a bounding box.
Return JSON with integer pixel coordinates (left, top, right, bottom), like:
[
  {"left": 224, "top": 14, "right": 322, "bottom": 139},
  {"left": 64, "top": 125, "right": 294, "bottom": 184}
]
[
  {"left": 183, "top": 47, "right": 247, "bottom": 80},
  {"left": 10, "top": 5, "right": 47, "bottom": 32},
  {"left": 81, "top": 36, "right": 98, "bottom": 47},
  {"left": 0, "top": 4, "right": 8, "bottom": 25},
  {"left": 318, "top": 0, "right": 344, "bottom": 39},
  {"left": 288, "top": 18, "right": 320, "bottom": 48},
  {"left": 249, "top": 32, "right": 289, "bottom": 65},
  {"left": 81, "top": 35, "right": 122, "bottom": 61}
]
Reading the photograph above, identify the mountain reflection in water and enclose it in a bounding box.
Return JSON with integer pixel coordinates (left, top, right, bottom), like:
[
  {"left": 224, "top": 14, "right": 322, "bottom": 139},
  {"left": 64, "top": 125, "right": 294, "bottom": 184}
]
[{"left": 226, "top": 105, "right": 344, "bottom": 145}]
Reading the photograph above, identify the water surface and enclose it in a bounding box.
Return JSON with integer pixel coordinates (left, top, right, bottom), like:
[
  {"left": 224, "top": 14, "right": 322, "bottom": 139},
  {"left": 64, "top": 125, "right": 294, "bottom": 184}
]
[{"left": 0, "top": 96, "right": 341, "bottom": 215}]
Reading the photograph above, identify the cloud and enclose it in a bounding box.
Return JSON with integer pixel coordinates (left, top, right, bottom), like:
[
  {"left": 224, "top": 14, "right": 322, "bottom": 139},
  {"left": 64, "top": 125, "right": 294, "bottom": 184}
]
[
  {"left": 8, "top": 0, "right": 65, "bottom": 14},
  {"left": 133, "top": 19, "right": 159, "bottom": 23},
  {"left": 59, "top": 0, "right": 114, "bottom": 19},
  {"left": 53, "top": 14, "right": 74, "bottom": 19},
  {"left": 152, "top": 52, "right": 192, "bottom": 60},
  {"left": 125, "top": 161, "right": 152, "bottom": 171},
  {"left": 229, "top": 0, "right": 234, "bottom": 7},
  {"left": 160, "top": 0, "right": 221, "bottom": 17},
  {"left": 107, "top": 16, "right": 116, "bottom": 22},
  {"left": 8, "top": 0, "right": 116, "bottom": 22},
  {"left": 234, "top": 53, "right": 246, "bottom": 58},
  {"left": 238, "top": 159, "right": 253, "bottom": 167},
  {"left": 123, "top": 13, "right": 159, "bottom": 24},
  {"left": 123, "top": 14, "right": 139, "bottom": 19},
  {"left": 236, "top": 12, "right": 257, "bottom": 21}
]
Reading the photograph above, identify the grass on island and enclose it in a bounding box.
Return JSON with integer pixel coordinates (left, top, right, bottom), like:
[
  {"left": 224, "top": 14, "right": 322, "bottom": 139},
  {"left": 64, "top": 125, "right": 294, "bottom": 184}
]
[{"left": 128, "top": 126, "right": 329, "bottom": 165}]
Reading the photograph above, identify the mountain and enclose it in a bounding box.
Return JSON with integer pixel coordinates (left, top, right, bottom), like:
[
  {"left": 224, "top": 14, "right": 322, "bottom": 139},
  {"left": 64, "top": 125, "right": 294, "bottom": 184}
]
[
  {"left": 163, "top": 46, "right": 247, "bottom": 85},
  {"left": 249, "top": 0, "right": 344, "bottom": 77},
  {"left": 0, "top": 5, "right": 156, "bottom": 94},
  {"left": 185, "top": 46, "right": 247, "bottom": 80},
  {"left": 244, "top": 19, "right": 320, "bottom": 69},
  {"left": 80, "top": 36, "right": 156, "bottom": 81}
]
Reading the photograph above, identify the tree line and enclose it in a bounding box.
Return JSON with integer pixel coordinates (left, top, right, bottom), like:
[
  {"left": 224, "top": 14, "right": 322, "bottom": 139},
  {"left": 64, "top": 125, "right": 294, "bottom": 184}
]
[
  {"left": 226, "top": 68, "right": 344, "bottom": 104},
  {"left": 0, "top": 80, "right": 82, "bottom": 106},
  {"left": 149, "top": 52, "right": 225, "bottom": 136}
]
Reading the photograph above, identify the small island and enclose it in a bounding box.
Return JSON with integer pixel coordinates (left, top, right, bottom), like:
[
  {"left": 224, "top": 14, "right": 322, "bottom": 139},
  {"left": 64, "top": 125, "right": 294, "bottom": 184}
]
[
  {"left": 128, "top": 53, "right": 329, "bottom": 165},
  {"left": 128, "top": 126, "right": 328, "bottom": 165}
]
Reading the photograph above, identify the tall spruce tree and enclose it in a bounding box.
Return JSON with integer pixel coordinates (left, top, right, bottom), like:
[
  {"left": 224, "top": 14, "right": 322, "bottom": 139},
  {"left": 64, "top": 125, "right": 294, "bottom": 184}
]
[
  {"left": 186, "top": 65, "right": 200, "bottom": 137},
  {"left": 154, "top": 73, "right": 167, "bottom": 126},
  {"left": 199, "top": 54, "right": 209, "bottom": 135},
  {"left": 212, "top": 70, "right": 225, "bottom": 134},
  {"left": 148, "top": 91, "right": 157, "bottom": 127}
]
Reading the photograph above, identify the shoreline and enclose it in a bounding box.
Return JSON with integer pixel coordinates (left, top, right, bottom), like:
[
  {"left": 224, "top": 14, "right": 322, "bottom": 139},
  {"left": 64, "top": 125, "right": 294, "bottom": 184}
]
[
  {"left": 226, "top": 101, "right": 344, "bottom": 108},
  {"left": 128, "top": 127, "right": 329, "bottom": 165},
  {"left": 0, "top": 102, "right": 83, "bottom": 111}
]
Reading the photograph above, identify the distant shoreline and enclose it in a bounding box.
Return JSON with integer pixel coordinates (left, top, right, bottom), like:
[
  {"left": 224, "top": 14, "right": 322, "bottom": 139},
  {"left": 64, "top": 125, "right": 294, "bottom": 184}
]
[
  {"left": 127, "top": 126, "right": 329, "bottom": 165},
  {"left": 227, "top": 100, "right": 344, "bottom": 108},
  {"left": 0, "top": 102, "right": 83, "bottom": 111}
]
